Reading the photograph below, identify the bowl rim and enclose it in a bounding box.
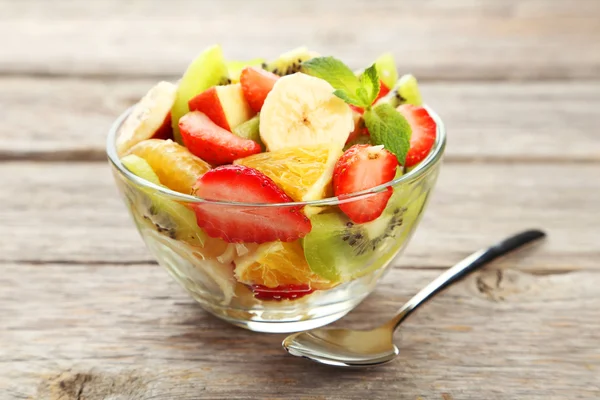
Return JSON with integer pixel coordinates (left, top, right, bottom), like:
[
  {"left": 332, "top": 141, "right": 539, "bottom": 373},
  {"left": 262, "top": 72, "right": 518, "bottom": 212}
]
[{"left": 106, "top": 103, "right": 446, "bottom": 207}]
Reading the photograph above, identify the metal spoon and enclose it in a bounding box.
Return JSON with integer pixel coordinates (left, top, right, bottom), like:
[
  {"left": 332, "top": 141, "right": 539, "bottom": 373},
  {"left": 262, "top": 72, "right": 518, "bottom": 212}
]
[{"left": 283, "top": 229, "right": 546, "bottom": 368}]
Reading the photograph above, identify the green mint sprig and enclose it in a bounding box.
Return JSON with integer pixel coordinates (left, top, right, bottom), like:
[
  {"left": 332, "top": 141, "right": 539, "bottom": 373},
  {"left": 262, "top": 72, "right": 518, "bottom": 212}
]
[
  {"left": 301, "top": 57, "right": 411, "bottom": 165},
  {"left": 301, "top": 56, "right": 379, "bottom": 107},
  {"left": 363, "top": 103, "right": 411, "bottom": 165}
]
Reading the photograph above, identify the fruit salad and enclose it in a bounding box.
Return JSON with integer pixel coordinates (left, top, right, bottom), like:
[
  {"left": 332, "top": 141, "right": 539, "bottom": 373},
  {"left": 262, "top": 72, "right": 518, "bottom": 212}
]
[{"left": 110, "top": 45, "right": 443, "bottom": 330}]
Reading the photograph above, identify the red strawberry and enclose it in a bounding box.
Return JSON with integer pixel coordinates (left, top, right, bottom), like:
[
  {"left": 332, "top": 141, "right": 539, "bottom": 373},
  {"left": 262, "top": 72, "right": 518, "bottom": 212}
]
[
  {"left": 349, "top": 80, "right": 391, "bottom": 115},
  {"left": 333, "top": 144, "right": 399, "bottom": 223},
  {"left": 397, "top": 105, "right": 437, "bottom": 168},
  {"left": 374, "top": 80, "right": 391, "bottom": 103},
  {"left": 240, "top": 67, "right": 279, "bottom": 112},
  {"left": 250, "top": 284, "right": 314, "bottom": 301},
  {"left": 179, "top": 111, "right": 261, "bottom": 165},
  {"left": 191, "top": 165, "right": 312, "bottom": 243},
  {"left": 349, "top": 104, "right": 364, "bottom": 115}
]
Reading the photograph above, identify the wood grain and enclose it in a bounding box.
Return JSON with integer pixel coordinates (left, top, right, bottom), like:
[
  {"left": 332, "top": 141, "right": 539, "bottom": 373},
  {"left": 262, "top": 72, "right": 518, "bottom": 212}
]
[
  {"left": 2, "top": 162, "right": 599, "bottom": 271},
  {"left": 1, "top": 263, "right": 598, "bottom": 400},
  {"left": 2, "top": 78, "right": 600, "bottom": 161},
  {"left": 2, "top": 0, "right": 599, "bottom": 80}
]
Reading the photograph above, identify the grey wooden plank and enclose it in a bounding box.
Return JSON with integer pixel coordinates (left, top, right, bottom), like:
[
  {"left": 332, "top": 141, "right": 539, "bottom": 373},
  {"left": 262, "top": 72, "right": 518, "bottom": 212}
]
[
  {"left": 1, "top": 263, "right": 598, "bottom": 399},
  {"left": 2, "top": 78, "right": 599, "bottom": 161},
  {"left": 1, "top": 0, "right": 599, "bottom": 80},
  {"left": 1, "top": 162, "right": 599, "bottom": 271}
]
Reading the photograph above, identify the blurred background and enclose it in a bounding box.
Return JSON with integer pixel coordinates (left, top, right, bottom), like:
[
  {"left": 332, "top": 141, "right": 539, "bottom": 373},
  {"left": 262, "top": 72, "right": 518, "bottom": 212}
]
[
  {"left": 2, "top": 1, "right": 599, "bottom": 399},
  {"left": 4, "top": 0, "right": 600, "bottom": 161}
]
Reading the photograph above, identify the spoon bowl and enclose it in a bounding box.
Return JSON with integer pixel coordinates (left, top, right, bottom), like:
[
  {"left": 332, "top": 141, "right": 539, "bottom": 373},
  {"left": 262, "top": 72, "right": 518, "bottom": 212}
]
[
  {"left": 283, "top": 326, "right": 398, "bottom": 367},
  {"left": 283, "top": 230, "right": 546, "bottom": 368}
]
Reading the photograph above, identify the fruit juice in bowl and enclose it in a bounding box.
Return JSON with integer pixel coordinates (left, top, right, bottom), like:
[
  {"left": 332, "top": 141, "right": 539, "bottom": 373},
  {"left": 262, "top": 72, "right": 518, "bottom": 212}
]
[{"left": 107, "top": 45, "right": 446, "bottom": 332}]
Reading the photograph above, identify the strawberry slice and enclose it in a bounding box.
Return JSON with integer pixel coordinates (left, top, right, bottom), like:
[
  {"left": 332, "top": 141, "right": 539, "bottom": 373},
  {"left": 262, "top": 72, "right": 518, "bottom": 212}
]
[
  {"left": 250, "top": 284, "right": 314, "bottom": 301},
  {"left": 333, "top": 144, "right": 399, "bottom": 223},
  {"left": 374, "top": 80, "right": 391, "bottom": 103},
  {"left": 240, "top": 67, "right": 279, "bottom": 113},
  {"left": 349, "top": 80, "right": 391, "bottom": 115},
  {"left": 349, "top": 104, "right": 363, "bottom": 115},
  {"left": 191, "top": 165, "right": 312, "bottom": 243},
  {"left": 397, "top": 104, "right": 437, "bottom": 168},
  {"left": 179, "top": 111, "right": 261, "bottom": 165}
]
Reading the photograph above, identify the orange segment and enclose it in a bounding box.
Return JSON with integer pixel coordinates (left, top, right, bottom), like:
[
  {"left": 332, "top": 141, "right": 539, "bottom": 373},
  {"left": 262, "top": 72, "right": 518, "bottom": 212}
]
[
  {"left": 127, "top": 139, "right": 211, "bottom": 194},
  {"left": 234, "top": 241, "right": 333, "bottom": 290},
  {"left": 234, "top": 144, "right": 342, "bottom": 201}
]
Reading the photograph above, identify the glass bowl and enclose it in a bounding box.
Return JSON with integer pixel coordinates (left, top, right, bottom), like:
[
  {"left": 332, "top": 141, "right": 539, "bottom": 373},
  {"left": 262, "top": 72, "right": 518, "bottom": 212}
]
[{"left": 107, "top": 105, "right": 445, "bottom": 333}]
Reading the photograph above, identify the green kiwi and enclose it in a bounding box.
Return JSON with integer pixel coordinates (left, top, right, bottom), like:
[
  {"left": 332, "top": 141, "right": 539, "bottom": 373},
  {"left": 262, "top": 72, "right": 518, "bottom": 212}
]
[
  {"left": 231, "top": 115, "right": 265, "bottom": 150},
  {"left": 121, "top": 154, "right": 207, "bottom": 246},
  {"left": 266, "top": 47, "right": 320, "bottom": 76},
  {"left": 374, "top": 52, "right": 398, "bottom": 90},
  {"left": 171, "top": 44, "right": 230, "bottom": 144},
  {"left": 364, "top": 189, "right": 430, "bottom": 273},
  {"left": 303, "top": 170, "right": 430, "bottom": 282},
  {"left": 303, "top": 210, "right": 403, "bottom": 282},
  {"left": 226, "top": 58, "right": 265, "bottom": 82},
  {"left": 122, "top": 153, "right": 161, "bottom": 184},
  {"left": 376, "top": 74, "right": 423, "bottom": 108}
]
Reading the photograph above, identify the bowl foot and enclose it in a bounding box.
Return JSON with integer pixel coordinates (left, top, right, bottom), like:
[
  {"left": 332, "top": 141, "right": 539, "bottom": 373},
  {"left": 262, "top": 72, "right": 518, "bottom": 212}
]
[{"left": 199, "top": 296, "right": 368, "bottom": 333}]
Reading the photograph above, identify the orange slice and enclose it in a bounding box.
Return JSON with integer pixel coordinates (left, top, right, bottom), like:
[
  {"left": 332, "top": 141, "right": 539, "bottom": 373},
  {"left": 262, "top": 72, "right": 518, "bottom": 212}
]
[
  {"left": 234, "top": 241, "right": 333, "bottom": 289},
  {"left": 127, "top": 139, "right": 210, "bottom": 194},
  {"left": 234, "top": 144, "right": 342, "bottom": 201}
]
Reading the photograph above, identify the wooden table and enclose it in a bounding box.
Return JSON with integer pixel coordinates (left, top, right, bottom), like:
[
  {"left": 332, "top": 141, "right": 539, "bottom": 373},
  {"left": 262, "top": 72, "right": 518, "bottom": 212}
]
[{"left": 2, "top": 1, "right": 599, "bottom": 399}]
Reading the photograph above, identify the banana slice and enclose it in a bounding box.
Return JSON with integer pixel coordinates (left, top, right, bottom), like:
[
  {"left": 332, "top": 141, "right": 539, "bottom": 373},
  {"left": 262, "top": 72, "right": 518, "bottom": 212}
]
[
  {"left": 116, "top": 81, "right": 177, "bottom": 156},
  {"left": 259, "top": 73, "right": 354, "bottom": 151}
]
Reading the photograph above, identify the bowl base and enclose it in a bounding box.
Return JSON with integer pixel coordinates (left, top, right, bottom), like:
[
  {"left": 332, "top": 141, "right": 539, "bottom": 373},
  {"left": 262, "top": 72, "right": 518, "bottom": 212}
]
[
  {"left": 198, "top": 295, "right": 368, "bottom": 333},
  {"left": 212, "top": 308, "right": 352, "bottom": 333}
]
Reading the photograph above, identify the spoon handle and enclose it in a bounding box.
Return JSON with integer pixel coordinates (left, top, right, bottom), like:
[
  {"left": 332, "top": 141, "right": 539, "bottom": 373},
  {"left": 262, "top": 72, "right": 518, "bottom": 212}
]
[{"left": 389, "top": 229, "right": 546, "bottom": 331}]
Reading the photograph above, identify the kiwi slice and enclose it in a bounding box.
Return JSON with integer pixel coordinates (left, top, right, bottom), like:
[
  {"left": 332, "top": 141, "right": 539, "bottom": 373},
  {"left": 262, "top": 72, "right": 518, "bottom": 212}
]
[
  {"left": 266, "top": 47, "right": 320, "bottom": 76},
  {"left": 374, "top": 52, "right": 398, "bottom": 90},
  {"left": 303, "top": 171, "right": 431, "bottom": 282},
  {"left": 364, "top": 189, "right": 430, "bottom": 274},
  {"left": 303, "top": 211, "right": 402, "bottom": 282},
  {"left": 226, "top": 58, "right": 266, "bottom": 83},
  {"left": 121, "top": 154, "right": 207, "bottom": 246},
  {"left": 231, "top": 115, "right": 265, "bottom": 150},
  {"left": 376, "top": 74, "right": 423, "bottom": 108},
  {"left": 171, "top": 44, "right": 230, "bottom": 144}
]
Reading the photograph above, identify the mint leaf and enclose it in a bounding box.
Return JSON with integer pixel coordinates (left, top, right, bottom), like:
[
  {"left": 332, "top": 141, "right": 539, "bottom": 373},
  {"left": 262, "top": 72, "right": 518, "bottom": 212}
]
[
  {"left": 301, "top": 57, "right": 360, "bottom": 93},
  {"left": 333, "top": 89, "right": 363, "bottom": 107},
  {"left": 358, "top": 64, "right": 380, "bottom": 105},
  {"left": 301, "top": 56, "right": 372, "bottom": 108},
  {"left": 356, "top": 87, "right": 369, "bottom": 105},
  {"left": 363, "top": 104, "right": 412, "bottom": 165},
  {"left": 301, "top": 57, "right": 382, "bottom": 108}
]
